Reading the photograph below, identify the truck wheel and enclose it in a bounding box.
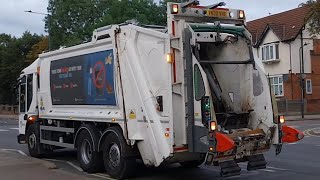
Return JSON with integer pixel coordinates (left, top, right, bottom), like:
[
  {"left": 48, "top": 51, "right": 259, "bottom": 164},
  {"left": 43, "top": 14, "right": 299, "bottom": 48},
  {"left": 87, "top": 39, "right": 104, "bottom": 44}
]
[
  {"left": 26, "top": 123, "right": 41, "bottom": 158},
  {"left": 180, "top": 160, "right": 204, "bottom": 168},
  {"left": 102, "top": 127, "right": 136, "bottom": 179},
  {"left": 77, "top": 126, "right": 103, "bottom": 173}
]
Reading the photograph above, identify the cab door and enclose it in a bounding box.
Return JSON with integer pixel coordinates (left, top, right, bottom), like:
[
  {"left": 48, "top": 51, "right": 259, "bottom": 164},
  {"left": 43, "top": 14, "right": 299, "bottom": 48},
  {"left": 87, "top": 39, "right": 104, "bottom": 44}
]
[
  {"left": 18, "top": 74, "right": 34, "bottom": 135},
  {"left": 18, "top": 75, "right": 27, "bottom": 135}
]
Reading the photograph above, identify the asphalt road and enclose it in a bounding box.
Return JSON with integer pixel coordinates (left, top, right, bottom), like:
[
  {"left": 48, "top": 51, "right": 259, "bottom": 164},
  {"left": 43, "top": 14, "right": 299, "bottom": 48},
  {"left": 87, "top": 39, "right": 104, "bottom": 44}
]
[{"left": 1, "top": 118, "right": 320, "bottom": 180}]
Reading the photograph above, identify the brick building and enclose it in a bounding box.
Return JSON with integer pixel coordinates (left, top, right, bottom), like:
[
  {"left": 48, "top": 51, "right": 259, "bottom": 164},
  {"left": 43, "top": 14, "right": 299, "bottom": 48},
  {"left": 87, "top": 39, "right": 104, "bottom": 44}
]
[{"left": 247, "top": 6, "right": 320, "bottom": 114}]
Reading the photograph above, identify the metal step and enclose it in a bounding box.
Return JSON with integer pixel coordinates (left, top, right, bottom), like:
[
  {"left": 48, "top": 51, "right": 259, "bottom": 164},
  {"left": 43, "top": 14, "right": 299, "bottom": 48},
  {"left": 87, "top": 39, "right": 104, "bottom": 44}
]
[
  {"left": 219, "top": 160, "right": 241, "bottom": 177},
  {"left": 247, "top": 154, "right": 267, "bottom": 171}
]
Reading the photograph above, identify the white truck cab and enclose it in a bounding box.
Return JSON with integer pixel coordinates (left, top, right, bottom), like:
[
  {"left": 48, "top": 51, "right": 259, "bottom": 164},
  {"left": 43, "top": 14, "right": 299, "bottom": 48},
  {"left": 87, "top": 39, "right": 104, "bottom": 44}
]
[{"left": 17, "top": 1, "right": 304, "bottom": 179}]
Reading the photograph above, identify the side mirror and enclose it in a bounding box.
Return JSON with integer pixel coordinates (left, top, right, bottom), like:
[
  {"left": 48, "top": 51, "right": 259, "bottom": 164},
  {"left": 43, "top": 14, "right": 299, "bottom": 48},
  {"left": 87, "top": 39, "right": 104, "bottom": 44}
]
[{"left": 24, "top": 114, "right": 28, "bottom": 120}]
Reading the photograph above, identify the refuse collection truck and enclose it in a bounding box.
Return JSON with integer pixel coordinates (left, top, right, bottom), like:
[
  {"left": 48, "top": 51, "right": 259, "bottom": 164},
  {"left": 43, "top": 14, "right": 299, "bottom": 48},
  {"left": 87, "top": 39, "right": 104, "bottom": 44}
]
[{"left": 17, "top": 1, "right": 304, "bottom": 179}]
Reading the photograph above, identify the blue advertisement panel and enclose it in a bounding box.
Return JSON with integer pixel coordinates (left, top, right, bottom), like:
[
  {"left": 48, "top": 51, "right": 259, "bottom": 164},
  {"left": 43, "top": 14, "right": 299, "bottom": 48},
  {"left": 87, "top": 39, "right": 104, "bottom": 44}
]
[{"left": 50, "top": 50, "right": 116, "bottom": 105}]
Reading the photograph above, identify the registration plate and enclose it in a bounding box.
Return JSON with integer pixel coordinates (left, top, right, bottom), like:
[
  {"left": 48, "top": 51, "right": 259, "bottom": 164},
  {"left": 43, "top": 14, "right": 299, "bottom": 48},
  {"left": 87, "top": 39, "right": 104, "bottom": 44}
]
[{"left": 206, "top": 10, "right": 229, "bottom": 18}]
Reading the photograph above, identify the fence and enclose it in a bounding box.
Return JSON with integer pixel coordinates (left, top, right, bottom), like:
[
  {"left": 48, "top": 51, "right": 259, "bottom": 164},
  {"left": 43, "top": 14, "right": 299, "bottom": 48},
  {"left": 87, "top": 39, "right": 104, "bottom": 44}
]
[
  {"left": 277, "top": 99, "right": 308, "bottom": 115},
  {"left": 0, "top": 104, "right": 18, "bottom": 114}
]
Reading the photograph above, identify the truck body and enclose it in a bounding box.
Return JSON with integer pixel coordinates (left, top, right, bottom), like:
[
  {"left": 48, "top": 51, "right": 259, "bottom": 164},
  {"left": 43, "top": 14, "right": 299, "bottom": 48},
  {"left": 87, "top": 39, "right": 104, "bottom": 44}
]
[{"left": 17, "top": 1, "right": 304, "bottom": 179}]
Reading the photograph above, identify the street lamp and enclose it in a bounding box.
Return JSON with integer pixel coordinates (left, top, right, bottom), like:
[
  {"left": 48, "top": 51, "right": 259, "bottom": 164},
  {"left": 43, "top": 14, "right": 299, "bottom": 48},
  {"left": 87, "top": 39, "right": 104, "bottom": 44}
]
[
  {"left": 299, "top": 42, "right": 310, "bottom": 118},
  {"left": 24, "top": 10, "right": 52, "bottom": 51}
]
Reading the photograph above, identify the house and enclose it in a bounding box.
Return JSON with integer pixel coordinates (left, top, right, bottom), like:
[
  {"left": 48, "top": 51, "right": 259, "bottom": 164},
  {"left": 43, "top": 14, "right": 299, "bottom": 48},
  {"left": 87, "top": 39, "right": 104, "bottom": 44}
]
[{"left": 247, "top": 6, "right": 320, "bottom": 113}]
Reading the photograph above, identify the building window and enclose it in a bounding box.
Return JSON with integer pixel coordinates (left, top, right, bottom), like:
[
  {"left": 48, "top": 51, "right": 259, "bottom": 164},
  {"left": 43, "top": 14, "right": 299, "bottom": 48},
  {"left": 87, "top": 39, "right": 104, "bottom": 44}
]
[
  {"left": 269, "top": 76, "right": 283, "bottom": 96},
  {"left": 261, "top": 43, "right": 280, "bottom": 61},
  {"left": 306, "top": 79, "right": 312, "bottom": 94}
]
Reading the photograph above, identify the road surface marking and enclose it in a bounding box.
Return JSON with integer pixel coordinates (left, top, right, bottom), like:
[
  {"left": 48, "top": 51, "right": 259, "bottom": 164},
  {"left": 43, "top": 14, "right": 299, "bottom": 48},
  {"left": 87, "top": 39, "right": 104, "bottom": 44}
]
[
  {"left": 303, "top": 127, "right": 320, "bottom": 137},
  {"left": 0, "top": 129, "right": 9, "bottom": 132},
  {"left": 1, "top": 149, "right": 27, "bottom": 156},
  {"left": 288, "top": 142, "right": 298, "bottom": 145},
  {"left": 91, "top": 173, "right": 115, "bottom": 180},
  {"left": 44, "top": 158, "right": 84, "bottom": 172},
  {"left": 10, "top": 128, "right": 19, "bottom": 130},
  {"left": 267, "top": 166, "right": 288, "bottom": 171},
  {"left": 66, "top": 161, "right": 83, "bottom": 172},
  {"left": 261, "top": 169, "right": 275, "bottom": 172},
  {"left": 221, "top": 175, "right": 241, "bottom": 179}
]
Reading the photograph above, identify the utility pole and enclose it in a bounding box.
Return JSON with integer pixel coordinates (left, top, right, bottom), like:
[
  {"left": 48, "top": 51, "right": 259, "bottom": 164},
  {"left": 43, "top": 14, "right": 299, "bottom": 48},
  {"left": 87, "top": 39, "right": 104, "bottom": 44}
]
[
  {"left": 299, "top": 31, "right": 309, "bottom": 119},
  {"left": 24, "top": 10, "right": 52, "bottom": 51}
]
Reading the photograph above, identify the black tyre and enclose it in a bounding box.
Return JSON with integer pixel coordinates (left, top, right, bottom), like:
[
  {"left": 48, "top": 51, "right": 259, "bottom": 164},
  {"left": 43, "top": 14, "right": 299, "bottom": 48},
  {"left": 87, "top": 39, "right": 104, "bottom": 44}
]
[
  {"left": 76, "top": 125, "right": 104, "bottom": 173},
  {"left": 180, "top": 160, "right": 204, "bottom": 168},
  {"left": 103, "top": 127, "right": 136, "bottom": 179},
  {"left": 26, "top": 123, "right": 42, "bottom": 158}
]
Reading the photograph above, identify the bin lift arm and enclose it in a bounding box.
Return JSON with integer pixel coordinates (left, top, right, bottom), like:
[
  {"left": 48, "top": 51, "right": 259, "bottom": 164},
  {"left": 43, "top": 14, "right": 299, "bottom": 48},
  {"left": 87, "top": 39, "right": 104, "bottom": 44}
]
[
  {"left": 181, "top": 0, "right": 226, "bottom": 10},
  {"left": 206, "top": 2, "right": 226, "bottom": 9}
]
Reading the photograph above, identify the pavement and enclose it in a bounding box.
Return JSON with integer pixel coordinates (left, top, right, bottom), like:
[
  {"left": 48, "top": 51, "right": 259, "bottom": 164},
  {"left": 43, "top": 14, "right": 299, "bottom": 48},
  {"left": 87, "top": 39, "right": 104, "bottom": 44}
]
[
  {"left": 285, "top": 114, "right": 320, "bottom": 121},
  {"left": 1, "top": 115, "right": 320, "bottom": 179},
  {"left": 0, "top": 150, "right": 94, "bottom": 180}
]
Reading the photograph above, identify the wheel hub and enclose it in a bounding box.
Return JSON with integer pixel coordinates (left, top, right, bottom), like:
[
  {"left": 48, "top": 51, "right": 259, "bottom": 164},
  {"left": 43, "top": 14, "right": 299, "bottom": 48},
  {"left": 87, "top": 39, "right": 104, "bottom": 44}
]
[
  {"left": 80, "top": 139, "right": 92, "bottom": 164},
  {"left": 109, "top": 143, "right": 120, "bottom": 168},
  {"left": 28, "top": 133, "right": 36, "bottom": 149}
]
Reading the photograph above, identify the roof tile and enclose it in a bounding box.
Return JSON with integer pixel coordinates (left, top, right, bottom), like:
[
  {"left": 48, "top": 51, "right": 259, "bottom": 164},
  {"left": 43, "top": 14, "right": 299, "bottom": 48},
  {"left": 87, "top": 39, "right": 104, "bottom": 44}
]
[{"left": 247, "top": 6, "right": 310, "bottom": 46}]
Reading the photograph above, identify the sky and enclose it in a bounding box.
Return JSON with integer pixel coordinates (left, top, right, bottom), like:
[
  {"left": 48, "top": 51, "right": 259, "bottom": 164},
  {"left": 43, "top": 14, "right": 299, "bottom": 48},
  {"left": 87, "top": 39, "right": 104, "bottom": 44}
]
[{"left": 0, "top": 0, "right": 307, "bottom": 37}]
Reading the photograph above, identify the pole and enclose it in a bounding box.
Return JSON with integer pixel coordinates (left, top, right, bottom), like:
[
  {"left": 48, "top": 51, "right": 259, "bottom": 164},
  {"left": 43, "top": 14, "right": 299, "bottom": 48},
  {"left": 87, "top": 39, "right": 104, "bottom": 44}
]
[
  {"left": 48, "top": 15, "right": 51, "bottom": 51},
  {"left": 24, "top": 10, "right": 51, "bottom": 51},
  {"left": 300, "top": 30, "right": 305, "bottom": 119}
]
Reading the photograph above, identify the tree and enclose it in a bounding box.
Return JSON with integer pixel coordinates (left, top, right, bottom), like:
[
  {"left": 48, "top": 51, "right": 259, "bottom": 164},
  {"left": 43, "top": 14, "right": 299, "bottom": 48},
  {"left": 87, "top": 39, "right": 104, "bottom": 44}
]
[
  {"left": 26, "top": 36, "right": 49, "bottom": 63},
  {"left": 300, "top": 0, "right": 320, "bottom": 35},
  {"left": 0, "top": 32, "right": 41, "bottom": 104},
  {"left": 45, "top": 0, "right": 167, "bottom": 50},
  {"left": 46, "top": 0, "right": 101, "bottom": 50}
]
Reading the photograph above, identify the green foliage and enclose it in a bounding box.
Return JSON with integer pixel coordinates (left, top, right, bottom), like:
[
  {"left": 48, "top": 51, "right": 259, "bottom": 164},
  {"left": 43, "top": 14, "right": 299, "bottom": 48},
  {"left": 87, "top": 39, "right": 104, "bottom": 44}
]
[
  {"left": 45, "top": 0, "right": 176, "bottom": 49},
  {"left": 0, "top": 0, "right": 180, "bottom": 104},
  {"left": 0, "top": 32, "right": 41, "bottom": 104},
  {"left": 26, "top": 37, "right": 49, "bottom": 64},
  {"left": 301, "top": 0, "right": 320, "bottom": 35}
]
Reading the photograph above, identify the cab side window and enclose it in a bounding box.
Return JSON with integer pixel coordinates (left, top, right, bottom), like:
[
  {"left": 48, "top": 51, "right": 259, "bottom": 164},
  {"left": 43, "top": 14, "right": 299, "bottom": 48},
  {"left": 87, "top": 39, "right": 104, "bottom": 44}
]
[
  {"left": 27, "top": 74, "right": 33, "bottom": 111},
  {"left": 19, "top": 76, "right": 26, "bottom": 113}
]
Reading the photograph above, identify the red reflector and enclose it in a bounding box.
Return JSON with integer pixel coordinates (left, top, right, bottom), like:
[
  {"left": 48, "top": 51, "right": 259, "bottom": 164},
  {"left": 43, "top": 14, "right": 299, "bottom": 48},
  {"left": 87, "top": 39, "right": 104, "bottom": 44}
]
[{"left": 216, "top": 132, "right": 235, "bottom": 152}]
